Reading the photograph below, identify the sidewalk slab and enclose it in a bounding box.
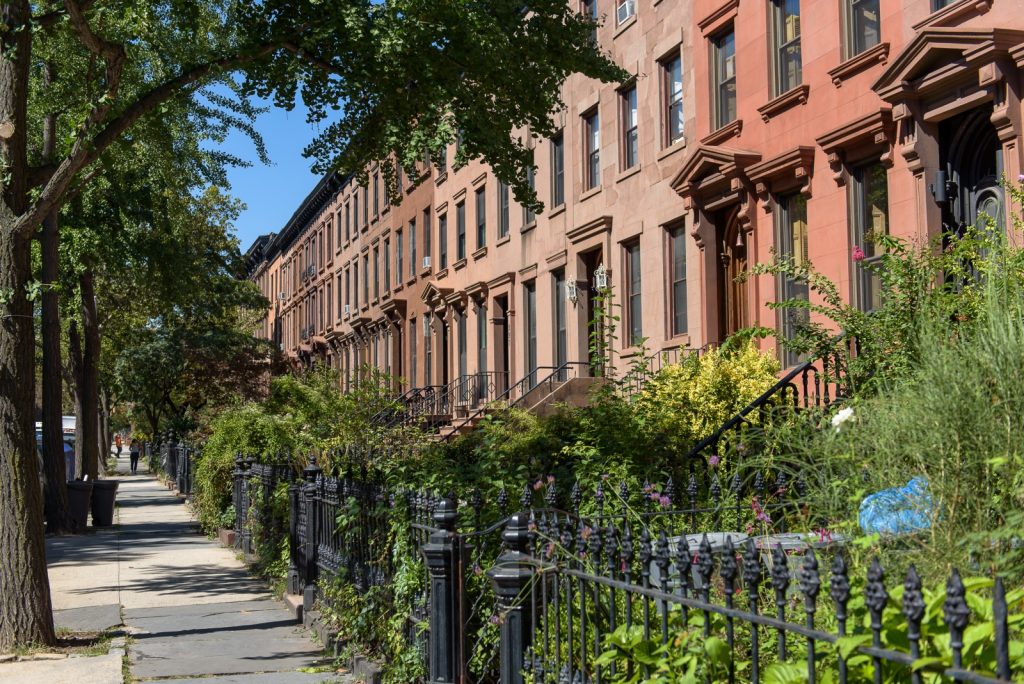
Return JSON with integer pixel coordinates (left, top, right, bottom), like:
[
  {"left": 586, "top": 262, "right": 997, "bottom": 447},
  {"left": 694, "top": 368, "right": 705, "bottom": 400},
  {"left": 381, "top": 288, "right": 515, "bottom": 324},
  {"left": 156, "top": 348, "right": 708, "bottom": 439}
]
[
  {"left": 54, "top": 604, "right": 122, "bottom": 633},
  {"left": 0, "top": 653, "right": 122, "bottom": 684}
]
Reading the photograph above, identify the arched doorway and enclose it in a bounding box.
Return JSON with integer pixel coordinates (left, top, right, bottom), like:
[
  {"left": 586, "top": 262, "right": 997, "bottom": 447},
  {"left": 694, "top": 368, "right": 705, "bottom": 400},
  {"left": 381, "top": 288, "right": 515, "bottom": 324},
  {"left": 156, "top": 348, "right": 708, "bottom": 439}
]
[
  {"left": 715, "top": 206, "right": 748, "bottom": 343},
  {"left": 941, "top": 106, "right": 1004, "bottom": 238}
]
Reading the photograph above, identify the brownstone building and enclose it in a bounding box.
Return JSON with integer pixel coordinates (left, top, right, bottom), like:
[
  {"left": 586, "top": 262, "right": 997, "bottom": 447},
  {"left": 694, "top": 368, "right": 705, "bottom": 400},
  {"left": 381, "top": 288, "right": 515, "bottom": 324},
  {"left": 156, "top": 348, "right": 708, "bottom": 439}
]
[{"left": 247, "top": 0, "right": 1024, "bottom": 412}]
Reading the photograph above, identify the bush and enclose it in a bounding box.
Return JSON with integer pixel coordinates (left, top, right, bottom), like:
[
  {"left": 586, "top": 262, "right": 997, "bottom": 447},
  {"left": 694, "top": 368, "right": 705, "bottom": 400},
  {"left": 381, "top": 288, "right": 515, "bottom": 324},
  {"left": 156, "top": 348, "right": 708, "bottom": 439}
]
[{"left": 633, "top": 341, "right": 780, "bottom": 459}]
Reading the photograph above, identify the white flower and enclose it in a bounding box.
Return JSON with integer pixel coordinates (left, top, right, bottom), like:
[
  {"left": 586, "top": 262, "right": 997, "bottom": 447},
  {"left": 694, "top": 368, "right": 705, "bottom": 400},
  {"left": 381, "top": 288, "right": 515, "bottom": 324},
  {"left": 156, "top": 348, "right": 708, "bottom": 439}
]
[{"left": 831, "top": 407, "right": 855, "bottom": 432}]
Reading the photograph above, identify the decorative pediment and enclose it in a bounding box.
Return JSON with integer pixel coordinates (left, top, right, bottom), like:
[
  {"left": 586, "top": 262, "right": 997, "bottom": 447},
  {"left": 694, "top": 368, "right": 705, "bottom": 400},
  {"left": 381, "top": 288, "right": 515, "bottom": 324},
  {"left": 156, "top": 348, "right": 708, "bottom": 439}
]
[
  {"left": 465, "top": 281, "right": 488, "bottom": 303},
  {"left": 420, "top": 282, "right": 453, "bottom": 307},
  {"left": 747, "top": 146, "right": 816, "bottom": 209},
  {"left": 873, "top": 28, "right": 1024, "bottom": 102},
  {"left": 566, "top": 215, "right": 612, "bottom": 245},
  {"left": 380, "top": 298, "right": 406, "bottom": 326},
  {"left": 670, "top": 144, "right": 761, "bottom": 208}
]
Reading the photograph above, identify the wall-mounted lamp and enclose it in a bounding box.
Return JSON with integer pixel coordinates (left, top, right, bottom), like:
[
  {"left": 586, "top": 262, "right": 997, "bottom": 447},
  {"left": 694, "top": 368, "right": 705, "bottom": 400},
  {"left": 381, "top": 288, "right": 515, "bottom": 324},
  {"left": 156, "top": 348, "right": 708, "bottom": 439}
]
[
  {"left": 931, "top": 169, "right": 948, "bottom": 204},
  {"left": 593, "top": 263, "right": 608, "bottom": 290},
  {"left": 566, "top": 279, "right": 579, "bottom": 305}
]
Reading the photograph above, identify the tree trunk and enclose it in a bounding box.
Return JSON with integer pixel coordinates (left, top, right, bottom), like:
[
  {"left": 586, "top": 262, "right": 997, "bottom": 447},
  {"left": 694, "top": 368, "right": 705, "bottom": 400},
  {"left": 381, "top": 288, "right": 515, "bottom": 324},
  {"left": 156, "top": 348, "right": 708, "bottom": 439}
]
[
  {"left": 0, "top": 228, "right": 57, "bottom": 649},
  {"left": 40, "top": 60, "right": 70, "bottom": 532},
  {"left": 76, "top": 270, "right": 100, "bottom": 481},
  {"left": 98, "top": 387, "right": 111, "bottom": 474},
  {"left": 69, "top": 322, "right": 85, "bottom": 481},
  {"left": 0, "top": 0, "right": 57, "bottom": 650}
]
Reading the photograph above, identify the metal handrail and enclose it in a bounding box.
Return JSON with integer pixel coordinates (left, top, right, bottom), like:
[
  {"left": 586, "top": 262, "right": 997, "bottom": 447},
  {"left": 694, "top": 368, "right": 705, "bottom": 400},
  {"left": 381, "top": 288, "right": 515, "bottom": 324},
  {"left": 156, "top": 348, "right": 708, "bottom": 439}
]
[{"left": 685, "top": 333, "right": 851, "bottom": 463}]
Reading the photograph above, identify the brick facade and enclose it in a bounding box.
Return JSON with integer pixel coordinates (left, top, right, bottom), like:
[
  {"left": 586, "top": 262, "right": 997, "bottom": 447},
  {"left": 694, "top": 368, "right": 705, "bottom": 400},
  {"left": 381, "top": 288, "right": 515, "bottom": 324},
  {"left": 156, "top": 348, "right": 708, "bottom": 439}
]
[{"left": 247, "top": 0, "right": 1024, "bottom": 392}]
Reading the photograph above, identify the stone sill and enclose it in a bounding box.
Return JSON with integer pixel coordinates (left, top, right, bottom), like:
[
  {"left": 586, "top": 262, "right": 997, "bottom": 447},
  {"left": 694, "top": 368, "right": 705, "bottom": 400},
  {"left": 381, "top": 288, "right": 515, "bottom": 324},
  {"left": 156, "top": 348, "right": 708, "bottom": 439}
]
[
  {"left": 579, "top": 185, "right": 602, "bottom": 202},
  {"left": 616, "top": 164, "right": 642, "bottom": 183},
  {"left": 657, "top": 138, "right": 687, "bottom": 162},
  {"left": 548, "top": 204, "right": 566, "bottom": 219},
  {"left": 472, "top": 246, "right": 488, "bottom": 261},
  {"left": 829, "top": 42, "right": 889, "bottom": 87},
  {"left": 757, "top": 84, "right": 810, "bottom": 122}
]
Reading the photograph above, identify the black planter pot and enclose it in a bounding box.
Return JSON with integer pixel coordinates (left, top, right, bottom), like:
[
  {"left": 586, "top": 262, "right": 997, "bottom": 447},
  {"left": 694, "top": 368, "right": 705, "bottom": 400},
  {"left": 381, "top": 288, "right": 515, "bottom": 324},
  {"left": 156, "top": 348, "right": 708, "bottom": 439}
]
[
  {"left": 90, "top": 480, "right": 120, "bottom": 527},
  {"left": 67, "top": 480, "right": 93, "bottom": 531}
]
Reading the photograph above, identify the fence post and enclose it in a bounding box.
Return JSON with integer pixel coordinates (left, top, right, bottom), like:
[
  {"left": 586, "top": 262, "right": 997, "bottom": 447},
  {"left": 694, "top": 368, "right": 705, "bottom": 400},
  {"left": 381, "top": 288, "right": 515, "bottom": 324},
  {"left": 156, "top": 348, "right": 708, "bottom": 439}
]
[
  {"left": 488, "top": 512, "right": 535, "bottom": 684},
  {"left": 422, "top": 497, "right": 459, "bottom": 684},
  {"left": 302, "top": 459, "right": 322, "bottom": 614},
  {"left": 233, "top": 453, "right": 247, "bottom": 550},
  {"left": 287, "top": 466, "right": 302, "bottom": 596}
]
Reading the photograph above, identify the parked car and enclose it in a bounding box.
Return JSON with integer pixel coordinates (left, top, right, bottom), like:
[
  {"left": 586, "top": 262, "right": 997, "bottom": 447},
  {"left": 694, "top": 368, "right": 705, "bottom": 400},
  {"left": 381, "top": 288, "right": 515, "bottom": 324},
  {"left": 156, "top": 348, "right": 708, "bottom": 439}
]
[{"left": 35, "top": 420, "right": 77, "bottom": 481}]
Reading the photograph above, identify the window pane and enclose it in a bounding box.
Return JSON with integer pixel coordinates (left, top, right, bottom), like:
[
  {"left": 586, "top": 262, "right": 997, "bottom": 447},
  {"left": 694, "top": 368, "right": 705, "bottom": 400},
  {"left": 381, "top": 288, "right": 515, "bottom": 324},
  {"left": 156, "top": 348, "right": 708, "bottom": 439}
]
[
  {"left": 475, "top": 189, "right": 486, "bottom": 249},
  {"left": 498, "top": 182, "right": 510, "bottom": 237},
  {"left": 551, "top": 136, "right": 565, "bottom": 206},
  {"left": 623, "top": 87, "right": 638, "bottom": 169},
  {"left": 627, "top": 242, "right": 642, "bottom": 345},
  {"left": 670, "top": 227, "right": 687, "bottom": 335},
  {"left": 585, "top": 111, "right": 600, "bottom": 189},
  {"left": 852, "top": 0, "right": 880, "bottom": 54},
  {"left": 666, "top": 56, "right": 684, "bottom": 144},
  {"left": 715, "top": 31, "right": 737, "bottom": 127}
]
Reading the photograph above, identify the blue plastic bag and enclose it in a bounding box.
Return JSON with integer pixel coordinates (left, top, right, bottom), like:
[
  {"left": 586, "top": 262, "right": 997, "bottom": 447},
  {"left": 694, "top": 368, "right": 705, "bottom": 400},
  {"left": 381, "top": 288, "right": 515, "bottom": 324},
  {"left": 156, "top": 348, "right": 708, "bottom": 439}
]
[{"left": 859, "top": 477, "right": 932, "bottom": 535}]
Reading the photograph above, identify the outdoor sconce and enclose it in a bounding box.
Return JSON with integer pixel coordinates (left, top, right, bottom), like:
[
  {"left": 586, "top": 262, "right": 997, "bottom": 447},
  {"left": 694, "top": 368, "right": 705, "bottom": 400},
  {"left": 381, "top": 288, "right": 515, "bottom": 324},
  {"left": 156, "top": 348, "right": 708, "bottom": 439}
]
[
  {"left": 931, "top": 170, "right": 948, "bottom": 203},
  {"left": 593, "top": 263, "right": 608, "bottom": 290},
  {"left": 566, "top": 279, "right": 579, "bottom": 305}
]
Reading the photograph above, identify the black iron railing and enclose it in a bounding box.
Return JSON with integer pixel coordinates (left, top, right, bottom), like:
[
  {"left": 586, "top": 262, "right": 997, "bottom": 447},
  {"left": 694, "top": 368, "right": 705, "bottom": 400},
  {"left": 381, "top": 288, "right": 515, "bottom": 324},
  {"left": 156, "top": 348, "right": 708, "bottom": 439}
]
[{"left": 686, "top": 335, "right": 852, "bottom": 465}]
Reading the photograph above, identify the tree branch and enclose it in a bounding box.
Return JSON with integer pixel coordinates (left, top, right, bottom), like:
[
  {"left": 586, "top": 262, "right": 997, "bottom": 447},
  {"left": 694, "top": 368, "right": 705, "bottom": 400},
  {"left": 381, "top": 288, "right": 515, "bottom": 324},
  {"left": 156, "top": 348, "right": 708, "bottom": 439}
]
[{"left": 34, "top": 0, "right": 97, "bottom": 30}]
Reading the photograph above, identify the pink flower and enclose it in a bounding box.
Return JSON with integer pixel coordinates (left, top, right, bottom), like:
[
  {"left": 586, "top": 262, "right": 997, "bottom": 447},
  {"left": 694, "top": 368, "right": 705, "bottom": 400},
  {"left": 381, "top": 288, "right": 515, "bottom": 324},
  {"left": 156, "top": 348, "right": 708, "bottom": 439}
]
[
  {"left": 659, "top": 495, "right": 671, "bottom": 508},
  {"left": 546, "top": 474, "right": 555, "bottom": 484},
  {"left": 1018, "top": 173, "right": 1024, "bottom": 182},
  {"left": 709, "top": 455, "right": 721, "bottom": 468},
  {"left": 649, "top": 492, "right": 661, "bottom": 502},
  {"left": 533, "top": 479, "right": 544, "bottom": 491},
  {"left": 852, "top": 246, "right": 866, "bottom": 262},
  {"left": 527, "top": 521, "right": 537, "bottom": 531}
]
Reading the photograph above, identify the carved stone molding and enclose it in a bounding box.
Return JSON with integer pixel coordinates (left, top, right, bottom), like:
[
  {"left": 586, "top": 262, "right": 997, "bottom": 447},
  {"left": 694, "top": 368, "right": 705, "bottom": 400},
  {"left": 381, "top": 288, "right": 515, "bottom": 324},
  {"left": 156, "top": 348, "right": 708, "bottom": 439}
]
[
  {"left": 757, "top": 85, "right": 811, "bottom": 122},
  {"left": 815, "top": 108, "right": 894, "bottom": 185},
  {"left": 829, "top": 42, "right": 889, "bottom": 87},
  {"left": 747, "top": 146, "right": 816, "bottom": 210},
  {"left": 700, "top": 119, "right": 743, "bottom": 146},
  {"left": 698, "top": 0, "right": 740, "bottom": 36}
]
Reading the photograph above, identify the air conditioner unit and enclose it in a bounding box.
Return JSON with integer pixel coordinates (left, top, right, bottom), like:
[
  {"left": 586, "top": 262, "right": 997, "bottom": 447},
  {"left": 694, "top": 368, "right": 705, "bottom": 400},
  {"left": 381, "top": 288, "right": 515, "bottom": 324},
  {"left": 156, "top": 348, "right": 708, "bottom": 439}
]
[
  {"left": 278, "top": 292, "right": 287, "bottom": 301},
  {"left": 306, "top": 265, "right": 316, "bottom": 278},
  {"left": 616, "top": 0, "right": 635, "bottom": 24},
  {"left": 422, "top": 255, "right": 431, "bottom": 269},
  {"left": 343, "top": 304, "right": 351, "bottom": 315}
]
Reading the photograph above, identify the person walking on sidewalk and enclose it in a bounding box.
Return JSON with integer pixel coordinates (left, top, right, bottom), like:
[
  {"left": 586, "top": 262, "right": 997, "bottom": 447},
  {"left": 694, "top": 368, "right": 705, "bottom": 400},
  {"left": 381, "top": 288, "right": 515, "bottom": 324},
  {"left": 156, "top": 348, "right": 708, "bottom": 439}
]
[
  {"left": 129, "top": 438, "right": 141, "bottom": 474},
  {"left": 115, "top": 433, "right": 123, "bottom": 457}
]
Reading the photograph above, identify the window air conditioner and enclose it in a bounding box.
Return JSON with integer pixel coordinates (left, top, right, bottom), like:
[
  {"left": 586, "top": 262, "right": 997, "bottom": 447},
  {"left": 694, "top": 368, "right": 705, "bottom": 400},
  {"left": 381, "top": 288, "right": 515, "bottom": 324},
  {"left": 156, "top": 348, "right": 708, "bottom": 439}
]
[
  {"left": 278, "top": 292, "right": 287, "bottom": 301},
  {"left": 422, "top": 255, "right": 431, "bottom": 269},
  {"left": 344, "top": 304, "right": 351, "bottom": 315}
]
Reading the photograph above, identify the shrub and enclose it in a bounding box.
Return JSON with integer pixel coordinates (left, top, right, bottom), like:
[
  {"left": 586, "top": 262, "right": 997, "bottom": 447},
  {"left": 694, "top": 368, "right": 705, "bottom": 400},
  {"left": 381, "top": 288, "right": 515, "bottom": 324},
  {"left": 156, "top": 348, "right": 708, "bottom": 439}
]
[{"left": 633, "top": 341, "right": 780, "bottom": 459}]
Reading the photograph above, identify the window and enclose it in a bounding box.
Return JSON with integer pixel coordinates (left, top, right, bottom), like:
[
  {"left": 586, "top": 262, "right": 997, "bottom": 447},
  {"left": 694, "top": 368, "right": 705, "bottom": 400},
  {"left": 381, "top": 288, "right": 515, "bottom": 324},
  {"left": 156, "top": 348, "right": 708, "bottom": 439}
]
[
  {"left": 476, "top": 302, "right": 487, "bottom": 375},
  {"left": 850, "top": 162, "right": 888, "bottom": 312},
  {"left": 616, "top": 0, "right": 635, "bottom": 24},
  {"left": 410, "top": 319, "right": 418, "bottom": 386},
  {"left": 498, "top": 182, "right": 510, "bottom": 238},
  {"left": 373, "top": 246, "right": 380, "bottom": 300},
  {"left": 625, "top": 241, "right": 643, "bottom": 345},
  {"left": 668, "top": 225, "right": 687, "bottom": 336},
  {"left": 845, "top": 0, "right": 880, "bottom": 57},
  {"left": 353, "top": 261, "right": 359, "bottom": 309},
  {"left": 551, "top": 134, "right": 565, "bottom": 207},
  {"left": 583, "top": 0, "right": 598, "bottom": 44},
  {"left": 383, "top": 238, "right": 391, "bottom": 294},
  {"left": 776, "top": 194, "right": 809, "bottom": 365},
  {"left": 621, "top": 86, "right": 638, "bottom": 169},
  {"left": 663, "top": 54, "right": 684, "bottom": 145},
  {"left": 373, "top": 173, "right": 380, "bottom": 216},
  {"left": 311, "top": 235, "right": 317, "bottom": 270},
  {"left": 336, "top": 208, "right": 343, "bottom": 245},
  {"left": 439, "top": 213, "right": 448, "bottom": 269},
  {"left": 457, "top": 310, "right": 468, "bottom": 381},
  {"left": 436, "top": 146, "right": 447, "bottom": 175},
  {"left": 584, "top": 110, "right": 600, "bottom": 190},
  {"left": 362, "top": 185, "right": 368, "bottom": 225},
  {"left": 396, "top": 232, "right": 404, "bottom": 284},
  {"left": 344, "top": 268, "right": 351, "bottom": 311},
  {"left": 409, "top": 220, "right": 417, "bottom": 278},
  {"left": 524, "top": 281, "right": 537, "bottom": 381},
  {"left": 475, "top": 188, "right": 486, "bottom": 249},
  {"left": 423, "top": 208, "right": 432, "bottom": 265},
  {"left": 327, "top": 221, "right": 333, "bottom": 256},
  {"left": 362, "top": 254, "right": 369, "bottom": 304},
  {"left": 456, "top": 201, "right": 466, "bottom": 261},
  {"left": 524, "top": 160, "right": 536, "bottom": 225},
  {"left": 327, "top": 281, "right": 333, "bottom": 324},
  {"left": 771, "top": 0, "right": 802, "bottom": 95},
  {"left": 712, "top": 28, "right": 737, "bottom": 129},
  {"left": 553, "top": 270, "right": 567, "bottom": 371},
  {"left": 424, "top": 314, "right": 433, "bottom": 385}
]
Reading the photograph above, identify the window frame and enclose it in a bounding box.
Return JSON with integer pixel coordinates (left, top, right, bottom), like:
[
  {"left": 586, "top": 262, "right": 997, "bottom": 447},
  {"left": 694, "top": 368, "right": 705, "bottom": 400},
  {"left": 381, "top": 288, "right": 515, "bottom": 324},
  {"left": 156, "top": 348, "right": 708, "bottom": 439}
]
[
  {"left": 770, "top": 0, "right": 803, "bottom": 96},
  {"left": 620, "top": 84, "right": 639, "bottom": 170},
  {"left": 583, "top": 108, "right": 601, "bottom": 191},
  {"left": 667, "top": 224, "right": 688, "bottom": 337},
  {"left": 774, "top": 192, "right": 809, "bottom": 366},
  {"left": 456, "top": 201, "right": 467, "bottom": 261},
  {"left": 498, "top": 182, "right": 510, "bottom": 238},
  {"left": 844, "top": 0, "right": 881, "bottom": 58},
  {"left": 616, "top": 0, "right": 635, "bottom": 25},
  {"left": 849, "top": 160, "right": 889, "bottom": 312},
  {"left": 662, "top": 52, "right": 684, "bottom": 147},
  {"left": 475, "top": 187, "right": 487, "bottom": 249},
  {"left": 711, "top": 27, "right": 737, "bottom": 130},
  {"left": 624, "top": 240, "right": 643, "bottom": 346},
  {"left": 551, "top": 134, "right": 565, "bottom": 207},
  {"left": 438, "top": 212, "right": 448, "bottom": 269}
]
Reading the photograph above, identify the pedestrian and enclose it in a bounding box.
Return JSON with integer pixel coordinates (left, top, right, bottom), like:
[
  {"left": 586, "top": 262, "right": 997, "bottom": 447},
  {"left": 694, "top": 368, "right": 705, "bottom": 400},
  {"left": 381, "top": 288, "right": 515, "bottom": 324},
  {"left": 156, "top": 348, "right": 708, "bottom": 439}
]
[
  {"left": 115, "top": 433, "right": 123, "bottom": 457},
  {"left": 129, "top": 438, "right": 141, "bottom": 475}
]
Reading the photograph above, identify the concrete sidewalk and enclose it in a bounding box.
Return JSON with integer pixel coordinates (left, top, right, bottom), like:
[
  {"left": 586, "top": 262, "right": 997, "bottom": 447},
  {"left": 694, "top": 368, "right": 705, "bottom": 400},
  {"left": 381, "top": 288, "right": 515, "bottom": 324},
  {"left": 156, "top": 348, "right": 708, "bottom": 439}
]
[{"left": 0, "top": 449, "right": 348, "bottom": 684}]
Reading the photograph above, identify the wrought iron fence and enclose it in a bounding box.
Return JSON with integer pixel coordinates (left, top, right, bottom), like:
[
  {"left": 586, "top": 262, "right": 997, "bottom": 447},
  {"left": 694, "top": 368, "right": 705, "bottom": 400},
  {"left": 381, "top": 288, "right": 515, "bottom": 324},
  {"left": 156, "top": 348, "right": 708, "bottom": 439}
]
[{"left": 233, "top": 452, "right": 1021, "bottom": 684}]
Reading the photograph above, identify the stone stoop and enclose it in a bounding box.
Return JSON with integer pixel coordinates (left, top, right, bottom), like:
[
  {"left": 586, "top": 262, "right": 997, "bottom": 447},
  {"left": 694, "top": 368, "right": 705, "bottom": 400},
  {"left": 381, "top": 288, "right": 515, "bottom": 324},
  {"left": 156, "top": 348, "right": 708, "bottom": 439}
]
[{"left": 283, "top": 592, "right": 304, "bottom": 623}]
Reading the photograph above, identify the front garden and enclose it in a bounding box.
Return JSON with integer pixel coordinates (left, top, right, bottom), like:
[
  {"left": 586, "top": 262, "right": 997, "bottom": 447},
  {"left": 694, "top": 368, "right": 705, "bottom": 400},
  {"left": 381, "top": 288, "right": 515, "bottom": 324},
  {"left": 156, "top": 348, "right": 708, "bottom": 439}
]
[{"left": 178, "top": 188, "right": 1024, "bottom": 683}]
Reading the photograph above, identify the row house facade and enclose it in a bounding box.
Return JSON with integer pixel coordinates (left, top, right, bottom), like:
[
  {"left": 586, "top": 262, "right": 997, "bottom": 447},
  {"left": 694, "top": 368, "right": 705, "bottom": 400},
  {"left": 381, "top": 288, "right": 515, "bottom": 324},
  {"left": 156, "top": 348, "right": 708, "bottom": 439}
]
[{"left": 247, "top": 0, "right": 1024, "bottom": 396}]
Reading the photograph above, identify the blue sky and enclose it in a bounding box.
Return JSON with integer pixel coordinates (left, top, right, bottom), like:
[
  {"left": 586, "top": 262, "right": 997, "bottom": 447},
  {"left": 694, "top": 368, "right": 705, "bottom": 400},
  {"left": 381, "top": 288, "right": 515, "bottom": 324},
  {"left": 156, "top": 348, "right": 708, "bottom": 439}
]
[{"left": 217, "top": 97, "right": 328, "bottom": 253}]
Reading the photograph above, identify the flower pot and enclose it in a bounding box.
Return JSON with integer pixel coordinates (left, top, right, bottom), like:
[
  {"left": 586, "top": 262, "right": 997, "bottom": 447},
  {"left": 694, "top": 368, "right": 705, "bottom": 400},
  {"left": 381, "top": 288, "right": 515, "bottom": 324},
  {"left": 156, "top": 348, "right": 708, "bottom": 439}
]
[
  {"left": 90, "top": 480, "right": 120, "bottom": 527},
  {"left": 67, "top": 480, "right": 93, "bottom": 531}
]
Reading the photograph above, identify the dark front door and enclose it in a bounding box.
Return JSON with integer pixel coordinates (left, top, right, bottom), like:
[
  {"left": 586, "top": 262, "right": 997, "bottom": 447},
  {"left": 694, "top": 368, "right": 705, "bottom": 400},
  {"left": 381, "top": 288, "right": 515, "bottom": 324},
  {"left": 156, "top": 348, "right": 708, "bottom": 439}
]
[
  {"left": 716, "top": 207, "right": 749, "bottom": 344},
  {"left": 582, "top": 249, "right": 605, "bottom": 375},
  {"left": 941, "top": 106, "right": 1004, "bottom": 241}
]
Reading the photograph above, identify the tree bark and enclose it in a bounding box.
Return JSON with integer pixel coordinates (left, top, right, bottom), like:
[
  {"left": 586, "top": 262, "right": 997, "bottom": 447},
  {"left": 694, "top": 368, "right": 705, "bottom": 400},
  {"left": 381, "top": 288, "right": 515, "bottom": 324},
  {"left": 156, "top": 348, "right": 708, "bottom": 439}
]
[
  {"left": 70, "top": 322, "right": 85, "bottom": 481},
  {"left": 40, "top": 60, "right": 70, "bottom": 532},
  {"left": 80, "top": 269, "right": 100, "bottom": 481},
  {"left": 0, "top": 0, "right": 57, "bottom": 650}
]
